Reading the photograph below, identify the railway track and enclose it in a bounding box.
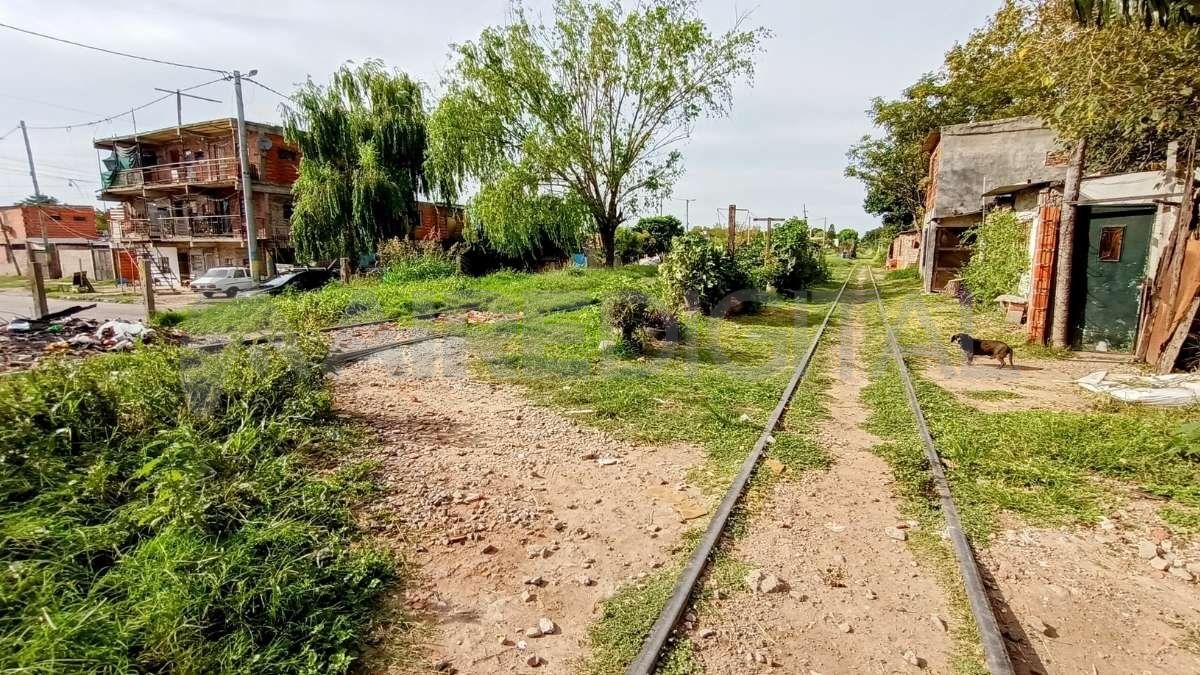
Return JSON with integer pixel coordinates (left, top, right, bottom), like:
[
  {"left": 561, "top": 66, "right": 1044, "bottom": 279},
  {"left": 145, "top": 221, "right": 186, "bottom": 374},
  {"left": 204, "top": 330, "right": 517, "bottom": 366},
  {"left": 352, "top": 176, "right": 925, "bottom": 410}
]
[{"left": 625, "top": 266, "right": 1015, "bottom": 675}]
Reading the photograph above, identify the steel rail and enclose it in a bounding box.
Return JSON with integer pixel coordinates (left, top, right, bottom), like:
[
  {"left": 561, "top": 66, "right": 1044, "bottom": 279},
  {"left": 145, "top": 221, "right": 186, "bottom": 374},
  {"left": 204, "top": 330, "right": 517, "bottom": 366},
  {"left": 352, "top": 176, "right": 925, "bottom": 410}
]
[
  {"left": 866, "top": 267, "right": 1014, "bottom": 675},
  {"left": 625, "top": 270, "right": 853, "bottom": 675}
]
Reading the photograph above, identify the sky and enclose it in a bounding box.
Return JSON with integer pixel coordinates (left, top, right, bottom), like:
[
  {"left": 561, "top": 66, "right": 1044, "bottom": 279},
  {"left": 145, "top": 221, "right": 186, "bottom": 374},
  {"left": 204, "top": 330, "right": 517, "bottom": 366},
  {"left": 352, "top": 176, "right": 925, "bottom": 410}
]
[{"left": 0, "top": 0, "right": 1003, "bottom": 233}]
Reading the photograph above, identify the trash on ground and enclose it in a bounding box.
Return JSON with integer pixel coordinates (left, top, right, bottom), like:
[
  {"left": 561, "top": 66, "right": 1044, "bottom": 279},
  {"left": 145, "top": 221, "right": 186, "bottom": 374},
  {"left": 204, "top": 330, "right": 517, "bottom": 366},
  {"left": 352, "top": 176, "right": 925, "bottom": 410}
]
[{"left": 1076, "top": 370, "right": 1200, "bottom": 407}]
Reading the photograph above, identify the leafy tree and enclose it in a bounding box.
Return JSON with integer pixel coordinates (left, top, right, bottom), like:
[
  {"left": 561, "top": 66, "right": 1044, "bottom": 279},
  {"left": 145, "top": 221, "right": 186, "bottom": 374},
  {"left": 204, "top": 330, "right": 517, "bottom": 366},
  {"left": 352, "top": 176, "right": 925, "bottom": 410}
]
[
  {"left": 825, "top": 223, "right": 836, "bottom": 247},
  {"left": 282, "top": 60, "right": 429, "bottom": 279},
  {"left": 659, "top": 231, "right": 750, "bottom": 313},
  {"left": 837, "top": 228, "right": 859, "bottom": 247},
  {"left": 1072, "top": 0, "right": 1199, "bottom": 27},
  {"left": 844, "top": 1, "right": 1041, "bottom": 226},
  {"left": 425, "top": 0, "right": 768, "bottom": 266},
  {"left": 632, "top": 215, "right": 684, "bottom": 256},
  {"left": 14, "top": 194, "right": 60, "bottom": 206}
]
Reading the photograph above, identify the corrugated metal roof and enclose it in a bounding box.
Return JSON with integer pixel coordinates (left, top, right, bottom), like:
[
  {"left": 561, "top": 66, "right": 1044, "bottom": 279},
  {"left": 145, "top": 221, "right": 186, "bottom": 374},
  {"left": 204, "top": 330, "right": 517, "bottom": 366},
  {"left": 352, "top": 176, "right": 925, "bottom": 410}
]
[{"left": 93, "top": 118, "right": 283, "bottom": 148}]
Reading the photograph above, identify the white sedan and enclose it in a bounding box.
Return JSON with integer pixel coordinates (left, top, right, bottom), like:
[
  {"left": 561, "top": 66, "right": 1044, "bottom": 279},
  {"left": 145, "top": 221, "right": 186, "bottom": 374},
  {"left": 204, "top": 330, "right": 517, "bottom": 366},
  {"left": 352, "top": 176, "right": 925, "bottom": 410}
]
[{"left": 190, "top": 267, "right": 258, "bottom": 298}]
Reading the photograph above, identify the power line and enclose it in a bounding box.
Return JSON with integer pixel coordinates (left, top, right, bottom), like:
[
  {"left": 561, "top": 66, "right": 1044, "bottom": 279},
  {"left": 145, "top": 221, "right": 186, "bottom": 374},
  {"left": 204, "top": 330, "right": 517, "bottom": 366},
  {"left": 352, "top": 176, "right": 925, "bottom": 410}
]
[
  {"left": 25, "top": 76, "right": 228, "bottom": 131},
  {"left": 0, "top": 22, "right": 227, "bottom": 74},
  {"left": 0, "top": 125, "right": 19, "bottom": 142},
  {"left": 245, "top": 78, "right": 295, "bottom": 102}
]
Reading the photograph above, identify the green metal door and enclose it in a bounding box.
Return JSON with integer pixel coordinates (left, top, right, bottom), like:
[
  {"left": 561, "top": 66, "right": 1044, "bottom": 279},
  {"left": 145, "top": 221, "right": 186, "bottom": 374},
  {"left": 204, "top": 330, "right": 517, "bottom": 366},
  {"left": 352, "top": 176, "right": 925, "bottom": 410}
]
[{"left": 1070, "top": 206, "right": 1154, "bottom": 351}]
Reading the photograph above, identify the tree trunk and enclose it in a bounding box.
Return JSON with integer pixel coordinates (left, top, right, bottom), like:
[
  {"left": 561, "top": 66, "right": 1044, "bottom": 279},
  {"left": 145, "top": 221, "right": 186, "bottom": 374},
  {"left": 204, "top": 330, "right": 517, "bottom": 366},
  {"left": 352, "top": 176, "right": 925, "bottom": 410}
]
[
  {"left": 599, "top": 222, "right": 616, "bottom": 267},
  {"left": 1050, "top": 139, "right": 1087, "bottom": 348}
]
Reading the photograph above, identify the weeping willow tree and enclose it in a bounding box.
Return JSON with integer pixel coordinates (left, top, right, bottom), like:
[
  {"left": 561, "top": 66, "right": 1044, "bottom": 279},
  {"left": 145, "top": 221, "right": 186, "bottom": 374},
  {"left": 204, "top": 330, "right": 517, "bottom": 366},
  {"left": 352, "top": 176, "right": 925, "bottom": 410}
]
[
  {"left": 425, "top": 0, "right": 767, "bottom": 266},
  {"left": 282, "top": 60, "right": 429, "bottom": 277}
]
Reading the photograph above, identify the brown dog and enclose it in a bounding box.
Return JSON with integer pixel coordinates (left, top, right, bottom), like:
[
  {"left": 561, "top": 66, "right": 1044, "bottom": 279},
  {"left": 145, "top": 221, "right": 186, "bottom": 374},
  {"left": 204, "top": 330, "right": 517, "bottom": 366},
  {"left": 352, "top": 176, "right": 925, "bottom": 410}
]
[{"left": 950, "top": 333, "right": 1015, "bottom": 369}]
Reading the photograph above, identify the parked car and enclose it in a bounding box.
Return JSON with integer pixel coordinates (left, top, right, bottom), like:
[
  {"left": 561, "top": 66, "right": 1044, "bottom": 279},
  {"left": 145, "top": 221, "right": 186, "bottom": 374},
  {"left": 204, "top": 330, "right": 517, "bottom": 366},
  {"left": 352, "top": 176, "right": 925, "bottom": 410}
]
[
  {"left": 190, "top": 267, "right": 257, "bottom": 298},
  {"left": 242, "top": 267, "right": 336, "bottom": 297}
]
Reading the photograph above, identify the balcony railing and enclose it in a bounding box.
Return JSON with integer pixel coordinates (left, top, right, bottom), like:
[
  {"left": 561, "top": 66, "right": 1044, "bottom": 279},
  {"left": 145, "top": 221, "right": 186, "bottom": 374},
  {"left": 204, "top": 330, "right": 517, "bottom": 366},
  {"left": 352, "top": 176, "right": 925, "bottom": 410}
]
[
  {"left": 107, "top": 157, "right": 240, "bottom": 190},
  {"left": 118, "top": 215, "right": 255, "bottom": 241}
]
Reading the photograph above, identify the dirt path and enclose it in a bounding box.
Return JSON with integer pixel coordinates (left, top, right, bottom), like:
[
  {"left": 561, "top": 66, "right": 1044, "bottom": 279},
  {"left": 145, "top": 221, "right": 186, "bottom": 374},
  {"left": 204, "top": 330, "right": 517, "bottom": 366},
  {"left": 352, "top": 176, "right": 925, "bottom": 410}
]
[
  {"left": 982, "top": 510, "right": 1200, "bottom": 675},
  {"left": 694, "top": 285, "right": 956, "bottom": 673},
  {"left": 331, "top": 339, "right": 710, "bottom": 674}
]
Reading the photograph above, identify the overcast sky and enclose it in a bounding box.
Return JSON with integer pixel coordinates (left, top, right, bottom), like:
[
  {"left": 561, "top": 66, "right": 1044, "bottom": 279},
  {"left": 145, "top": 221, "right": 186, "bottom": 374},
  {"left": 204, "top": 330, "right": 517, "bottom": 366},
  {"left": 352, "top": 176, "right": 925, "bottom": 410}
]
[{"left": 0, "top": 0, "right": 1001, "bottom": 232}]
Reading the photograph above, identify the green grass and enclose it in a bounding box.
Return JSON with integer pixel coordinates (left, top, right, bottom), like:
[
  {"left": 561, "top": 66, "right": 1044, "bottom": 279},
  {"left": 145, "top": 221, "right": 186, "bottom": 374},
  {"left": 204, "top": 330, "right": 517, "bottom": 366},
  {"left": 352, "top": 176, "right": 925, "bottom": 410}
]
[
  {"left": 0, "top": 275, "right": 27, "bottom": 289},
  {"left": 173, "top": 266, "right": 657, "bottom": 336},
  {"left": 865, "top": 269, "right": 1200, "bottom": 540},
  {"left": 872, "top": 270, "right": 1071, "bottom": 362},
  {"left": 0, "top": 341, "right": 397, "bottom": 673}
]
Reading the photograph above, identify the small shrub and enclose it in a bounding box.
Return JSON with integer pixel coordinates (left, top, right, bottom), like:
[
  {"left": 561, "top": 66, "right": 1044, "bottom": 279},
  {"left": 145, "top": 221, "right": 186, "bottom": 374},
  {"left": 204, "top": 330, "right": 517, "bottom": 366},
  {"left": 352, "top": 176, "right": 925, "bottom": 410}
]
[
  {"left": 602, "top": 288, "right": 652, "bottom": 352},
  {"left": 379, "top": 238, "right": 459, "bottom": 283},
  {"left": 768, "top": 218, "right": 827, "bottom": 292},
  {"left": 150, "top": 309, "right": 186, "bottom": 327},
  {"left": 659, "top": 232, "right": 750, "bottom": 314},
  {"left": 615, "top": 227, "right": 652, "bottom": 263},
  {"left": 960, "top": 208, "right": 1030, "bottom": 305}
]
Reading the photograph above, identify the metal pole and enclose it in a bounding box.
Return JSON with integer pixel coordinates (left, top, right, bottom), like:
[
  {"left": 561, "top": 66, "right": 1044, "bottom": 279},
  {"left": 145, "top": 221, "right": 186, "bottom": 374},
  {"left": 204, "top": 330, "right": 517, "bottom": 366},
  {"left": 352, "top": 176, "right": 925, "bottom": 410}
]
[
  {"left": 233, "top": 70, "right": 261, "bottom": 282},
  {"left": 175, "top": 90, "right": 182, "bottom": 134},
  {"left": 20, "top": 120, "right": 51, "bottom": 256}
]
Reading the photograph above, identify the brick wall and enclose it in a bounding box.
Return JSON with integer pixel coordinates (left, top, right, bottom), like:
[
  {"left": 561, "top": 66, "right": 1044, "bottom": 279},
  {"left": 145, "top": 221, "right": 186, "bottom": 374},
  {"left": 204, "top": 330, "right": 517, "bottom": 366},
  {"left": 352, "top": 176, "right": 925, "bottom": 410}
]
[{"left": 0, "top": 206, "right": 99, "bottom": 242}]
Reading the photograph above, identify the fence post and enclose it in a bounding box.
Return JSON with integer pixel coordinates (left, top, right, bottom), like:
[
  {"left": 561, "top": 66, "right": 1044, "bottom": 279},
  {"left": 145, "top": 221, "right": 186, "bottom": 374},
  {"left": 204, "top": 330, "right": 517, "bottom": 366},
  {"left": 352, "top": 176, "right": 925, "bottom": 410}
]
[
  {"left": 28, "top": 260, "right": 48, "bottom": 319},
  {"left": 141, "top": 257, "right": 156, "bottom": 319}
]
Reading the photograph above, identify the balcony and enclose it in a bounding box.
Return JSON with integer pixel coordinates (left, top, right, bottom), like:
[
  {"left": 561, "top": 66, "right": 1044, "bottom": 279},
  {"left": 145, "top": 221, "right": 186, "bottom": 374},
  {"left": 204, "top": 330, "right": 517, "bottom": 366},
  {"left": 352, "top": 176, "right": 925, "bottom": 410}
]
[
  {"left": 116, "top": 215, "right": 264, "bottom": 242},
  {"left": 104, "top": 157, "right": 240, "bottom": 193}
]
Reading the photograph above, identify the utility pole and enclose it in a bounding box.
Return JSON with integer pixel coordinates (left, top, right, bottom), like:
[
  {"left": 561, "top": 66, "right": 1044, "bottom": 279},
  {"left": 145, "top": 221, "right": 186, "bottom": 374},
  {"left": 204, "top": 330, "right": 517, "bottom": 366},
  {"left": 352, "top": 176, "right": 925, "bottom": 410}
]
[
  {"left": 233, "top": 69, "right": 261, "bottom": 282},
  {"left": 19, "top": 120, "right": 51, "bottom": 258},
  {"left": 675, "top": 198, "right": 696, "bottom": 229},
  {"left": 753, "top": 214, "right": 782, "bottom": 260},
  {"left": 155, "top": 87, "right": 221, "bottom": 136}
]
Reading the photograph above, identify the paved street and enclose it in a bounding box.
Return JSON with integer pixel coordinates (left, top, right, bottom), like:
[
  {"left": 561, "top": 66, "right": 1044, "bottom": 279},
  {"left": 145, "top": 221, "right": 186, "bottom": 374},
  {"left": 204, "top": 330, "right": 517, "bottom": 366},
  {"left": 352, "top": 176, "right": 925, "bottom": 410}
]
[{"left": 0, "top": 290, "right": 148, "bottom": 322}]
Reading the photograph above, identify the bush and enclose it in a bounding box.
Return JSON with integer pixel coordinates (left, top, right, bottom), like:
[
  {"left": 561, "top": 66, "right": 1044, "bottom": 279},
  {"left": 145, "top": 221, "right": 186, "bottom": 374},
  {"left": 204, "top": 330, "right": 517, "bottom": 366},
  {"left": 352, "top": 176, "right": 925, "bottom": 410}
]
[
  {"left": 602, "top": 288, "right": 652, "bottom": 352},
  {"left": 0, "top": 343, "right": 393, "bottom": 673},
  {"left": 601, "top": 287, "right": 683, "bottom": 353},
  {"left": 615, "top": 227, "right": 652, "bottom": 264},
  {"left": 659, "top": 232, "right": 750, "bottom": 314},
  {"left": 631, "top": 215, "right": 684, "bottom": 257},
  {"left": 960, "top": 208, "right": 1029, "bottom": 305},
  {"left": 767, "top": 218, "right": 828, "bottom": 292},
  {"left": 378, "top": 238, "right": 459, "bottom": 283}
]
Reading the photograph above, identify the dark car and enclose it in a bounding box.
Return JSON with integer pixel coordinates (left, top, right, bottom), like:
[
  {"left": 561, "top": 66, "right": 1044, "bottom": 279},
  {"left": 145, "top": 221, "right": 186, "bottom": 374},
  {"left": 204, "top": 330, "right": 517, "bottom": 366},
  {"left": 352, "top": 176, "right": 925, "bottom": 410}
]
[{"left": 243, "top": 268, "right": 336, "bottom": 297}]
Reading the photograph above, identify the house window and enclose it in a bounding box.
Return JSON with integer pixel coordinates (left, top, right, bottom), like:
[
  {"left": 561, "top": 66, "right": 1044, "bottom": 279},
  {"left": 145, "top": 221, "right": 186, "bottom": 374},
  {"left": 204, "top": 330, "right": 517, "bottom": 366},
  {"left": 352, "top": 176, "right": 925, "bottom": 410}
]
[
  {"left": 1099, "top": 226, "right": 1124, "bottom": 262},
  {"left": 277, "top": 148, "right": 298, "bottom": 162},
  {"left": 73, "top": 216, "right": 87, "bottom": 222}
]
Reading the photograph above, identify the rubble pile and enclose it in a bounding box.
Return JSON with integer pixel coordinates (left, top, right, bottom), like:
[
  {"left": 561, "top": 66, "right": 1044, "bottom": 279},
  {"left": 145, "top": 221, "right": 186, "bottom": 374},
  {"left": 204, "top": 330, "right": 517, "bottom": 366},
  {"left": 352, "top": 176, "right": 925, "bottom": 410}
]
[{"left": 2, "top": 312, "right": 184, "bottom": 372}]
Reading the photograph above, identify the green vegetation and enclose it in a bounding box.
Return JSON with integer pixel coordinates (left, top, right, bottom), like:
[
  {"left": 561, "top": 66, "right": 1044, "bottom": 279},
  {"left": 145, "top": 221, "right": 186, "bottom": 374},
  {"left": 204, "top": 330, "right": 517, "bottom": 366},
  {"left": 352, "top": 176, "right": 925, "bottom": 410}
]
[
  {"left": 172, "top": 266, "right": 654, "bottom": 335},
  {"left": 582, "top": 565, "right": 698, "bottom": 675},
  {"left": 377, "top": 239, "right": 459, "bottom": 284},
  {"left": 864, "top": 271, "right": 1200, "bottom": 542},
  {"left": 847, "top": 0, "right": 1200, "bottom": 226},
  {"left": 659, "top": 232, "right": 752, "bottom": 314},
  {"left": 0, "top": 341, "right": 395, "bottom": 673},
  {"left": 283, "top": 60, "right": 431, "bottom": 276},
  {"left": 960, "top": 209, "right": 1030, "bottom": 305},
  {"left": 425, "top": 0, "right": 767, "bottom": 265}
]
